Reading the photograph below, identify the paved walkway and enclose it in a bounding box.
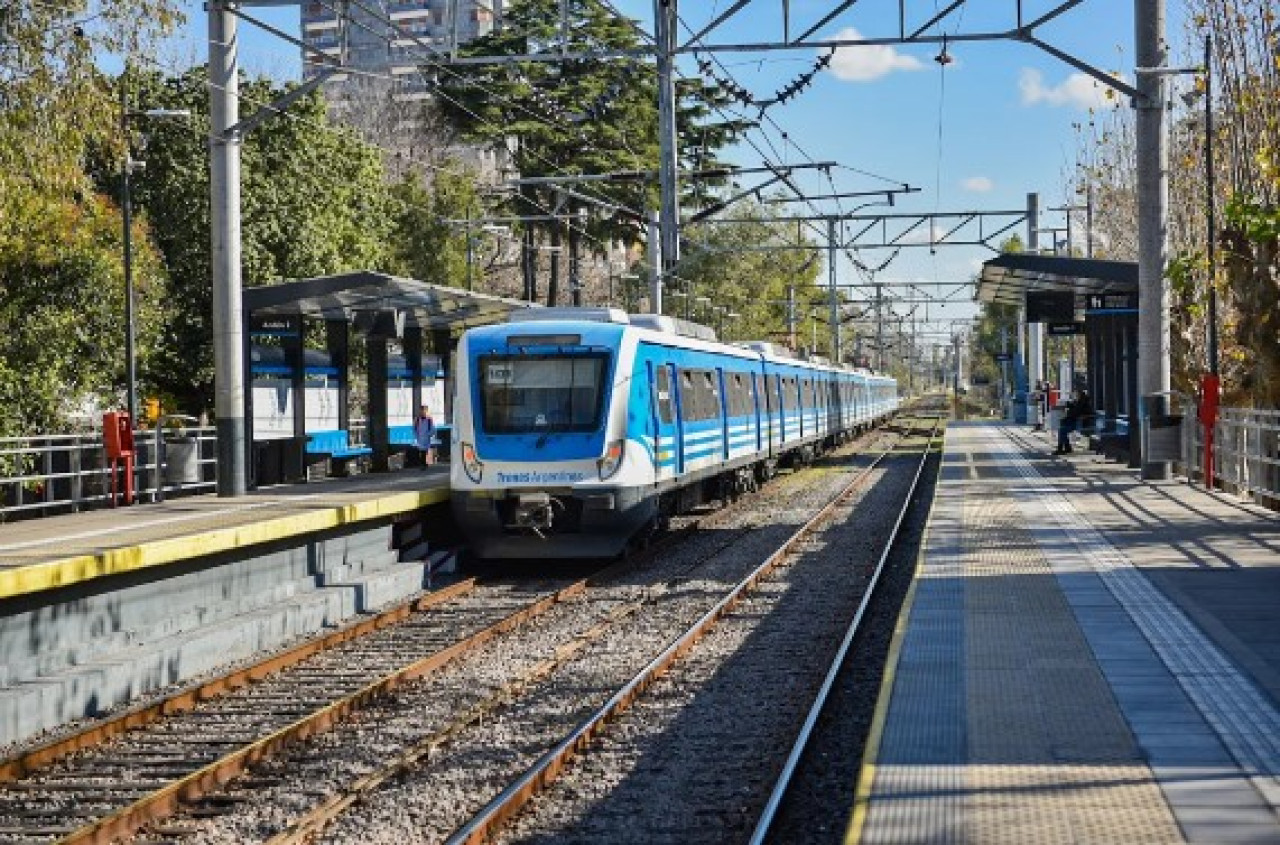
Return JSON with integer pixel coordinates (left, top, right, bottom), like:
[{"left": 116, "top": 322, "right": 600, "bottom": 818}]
[
  {"left": 852, "top": 421, "right": 1280, "bottom": 844},
  {"left": 0, "top": 469, "right": 450, "bottom": 601}
]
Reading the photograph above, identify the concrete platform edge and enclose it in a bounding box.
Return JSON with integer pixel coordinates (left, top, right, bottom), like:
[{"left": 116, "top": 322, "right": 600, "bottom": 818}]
[
  {"left": 843, "top": 424, "right": 947, "bottom": 845},
  {"left": 0, "top": 486, "right": 449, "bottom": 601}
]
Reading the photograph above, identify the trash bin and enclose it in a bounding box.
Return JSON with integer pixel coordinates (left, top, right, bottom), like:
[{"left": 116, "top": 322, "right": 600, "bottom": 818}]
[
  {"left": 163, "top": 436, "right": 201, "bottom": 485},
  {"left": 1142, "top": 394, "right": 1184, "bottom": 463}
]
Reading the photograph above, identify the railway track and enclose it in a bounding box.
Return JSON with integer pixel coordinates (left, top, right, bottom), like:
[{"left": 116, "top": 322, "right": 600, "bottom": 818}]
[
  {"left": 0, "top": 417, "right": 912, "bottom": 845},
  {"left": 126, "top": 414, "right": 938, "bottom": 845},
  {"left": 464, "top": 413, "right": 943, "bottom": 845}
]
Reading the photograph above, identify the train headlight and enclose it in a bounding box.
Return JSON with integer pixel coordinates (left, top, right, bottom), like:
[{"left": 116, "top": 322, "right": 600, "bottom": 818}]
[
  {"left": 461, "top": 442, "right": 484, "bottom": 483},
  {"left": 597, "top": 439, "right": 625, "bottom": 481}
]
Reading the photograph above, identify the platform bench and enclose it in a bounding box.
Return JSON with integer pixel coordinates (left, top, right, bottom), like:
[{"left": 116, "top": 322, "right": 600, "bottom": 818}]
[{"left": 306, "top": 430, "right": 372, "bottom": 478}]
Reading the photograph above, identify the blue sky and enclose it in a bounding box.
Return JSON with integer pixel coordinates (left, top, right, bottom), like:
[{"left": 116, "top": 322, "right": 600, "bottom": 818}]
[{"left": 164, "top": 1, "right": 1183, "bottom": 339}]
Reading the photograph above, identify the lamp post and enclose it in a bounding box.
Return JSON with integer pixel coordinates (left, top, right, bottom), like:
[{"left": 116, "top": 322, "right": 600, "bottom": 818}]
[{"left": 120, "top": 72, "right": 189, "bottom": 427}]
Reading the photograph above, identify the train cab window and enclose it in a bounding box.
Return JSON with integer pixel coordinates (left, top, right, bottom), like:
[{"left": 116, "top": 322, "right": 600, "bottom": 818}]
[
  {"left": 479, "top": 353, "right": 608, "bottom": 433},
  {"left": 655, "top": 365, "right": 674, "bottom": 423}
]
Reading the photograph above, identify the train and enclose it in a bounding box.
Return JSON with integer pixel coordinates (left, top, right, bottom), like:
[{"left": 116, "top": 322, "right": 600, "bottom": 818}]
[{"left": 449, "top": 307, "right": 899, "bottom": 559}]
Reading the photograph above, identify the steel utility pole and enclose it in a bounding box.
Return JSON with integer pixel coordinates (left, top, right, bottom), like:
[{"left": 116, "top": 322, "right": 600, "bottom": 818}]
[
  {"left": 827, "top": 218, "right": 840, "bottom": 361},
  {"left": 210, "top": 0, "right": 246, "bottom": 497},
  {"left": 1136, "top": 0, "right": 1171, "bottom": 479},
  {"left": 1026, "top": 192, "right": 1043, "bottom": 393},
  {"left": 654, "top": 0, "right": 680, "bottom": 303}
]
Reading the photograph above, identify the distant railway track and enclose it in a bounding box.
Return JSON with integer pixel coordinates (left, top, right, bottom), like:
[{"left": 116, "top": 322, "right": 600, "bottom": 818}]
[
  {"left": 450, "top": 413, "right": 942, "bottom": 845},
  {"left": 0, "top": 409, "right": 926, "bottom": 845}
]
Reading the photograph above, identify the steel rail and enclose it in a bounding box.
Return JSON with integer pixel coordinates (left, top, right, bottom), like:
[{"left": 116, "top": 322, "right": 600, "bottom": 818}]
[
  {"left": 747, "top": 415, "right": 943, "bottom": 845},
  {"left": 55, "top": 578, "right": 594, "bottom": 845},
  {"left": 444, "top": 420, "right": 919, "bottom": 845},
  {"left": 1, "top": 578, "right": 479, "bottom": 785},
  {"left": 239, "top": 426, "right": 905, "bottom": 844}
]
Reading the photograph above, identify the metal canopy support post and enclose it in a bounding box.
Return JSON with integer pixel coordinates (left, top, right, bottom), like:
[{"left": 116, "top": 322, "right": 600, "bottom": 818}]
[
  {"left": 210, "top": 0, "right": 247, "bottom": 497},
  {"left": 1136, "top": 0, "right": 1171, "bottom": 479},
  {"left": 654, "top": 0, "right": 680, "bottom": 283},
  {"left": 366, "top": 333, "right": 390, "bottom": 472},
  {"left": 1027, "top": 192, "right": 1044, "bottom": 394}
]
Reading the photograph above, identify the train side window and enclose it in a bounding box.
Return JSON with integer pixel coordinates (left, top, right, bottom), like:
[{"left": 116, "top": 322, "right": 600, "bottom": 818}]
[
  {"left": 655, "top": 365, "right": 673, "bottom": 423},
  {"left": 703, "top": 371, "right": 720, "bottom": 419}
]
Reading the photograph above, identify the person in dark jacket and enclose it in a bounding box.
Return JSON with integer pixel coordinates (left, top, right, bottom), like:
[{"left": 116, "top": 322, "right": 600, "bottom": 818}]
[{"left": 1055, "top": 391, "right": 1092, "bottom": 454}]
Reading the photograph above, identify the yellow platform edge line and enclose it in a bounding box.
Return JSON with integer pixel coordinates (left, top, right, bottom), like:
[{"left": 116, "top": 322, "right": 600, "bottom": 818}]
[
  {"left": 0, "top": 486, "right": 450, "bottom": 601},
  {"left": 843, "top": 423, "right": 947, "bottom": 845}
]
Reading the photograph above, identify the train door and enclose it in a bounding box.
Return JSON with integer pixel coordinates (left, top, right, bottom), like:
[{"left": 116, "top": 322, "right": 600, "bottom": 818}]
[
  {"left": 668, "top": 363, "right": 686, "bottom": 474},
  {"left": 653, "top": 362, "right": 681, "bottom": 476},
  {"left": 716, "top": 368, "right": 729, "bottom": 459},
  {"left": 751, "top": 373, "right": 763, "bottom": 452}
]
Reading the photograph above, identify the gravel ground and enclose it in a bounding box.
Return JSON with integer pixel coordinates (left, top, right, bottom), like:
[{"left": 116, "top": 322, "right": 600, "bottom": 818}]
[
  {"left": 126, "top": 431, "right": 899, "bottom": 845},
  {"left": 494, "top": 429, "right": 938, "bottom": 845}
]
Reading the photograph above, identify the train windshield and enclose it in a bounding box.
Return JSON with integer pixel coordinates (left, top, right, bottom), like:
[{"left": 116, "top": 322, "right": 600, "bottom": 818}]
[{"left": 478, "top": 354, "right": 608, "bottom": 434}]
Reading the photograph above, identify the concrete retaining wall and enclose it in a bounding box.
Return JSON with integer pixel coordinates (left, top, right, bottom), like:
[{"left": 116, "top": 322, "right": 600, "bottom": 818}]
[{"left": 0, "top": 515, "right": 440, "bottom": 748}]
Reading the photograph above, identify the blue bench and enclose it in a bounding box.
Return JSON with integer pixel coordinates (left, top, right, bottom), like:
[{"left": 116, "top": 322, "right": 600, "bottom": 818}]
[
  {"left": 306, "top": 429, "right": 372, "bottom": 459},
  {"left": 389, "top": 425, "right": 416, "bottom": 447}
]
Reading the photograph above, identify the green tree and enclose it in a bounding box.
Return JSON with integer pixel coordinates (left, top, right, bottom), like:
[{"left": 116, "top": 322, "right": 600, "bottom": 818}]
[
  {"left": 390, "top": 164, "right": 487, "bottom": 289},
  {"left": 105, "top": 68, "right": 396, "bottom": 412},
  {"left": 678, "top": 201, "right": 825, "bottom": 351},
  {"left": 434, "top": 0, "right": 745, "bottom": 302},
  {"left": 0, "top": 1, "right": 179, "bottom": 435}
]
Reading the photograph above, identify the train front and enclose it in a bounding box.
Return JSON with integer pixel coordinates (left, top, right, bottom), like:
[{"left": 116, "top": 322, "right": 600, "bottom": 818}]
[{"left": 450, "top": 318, "right": 656, "bottom": 559}]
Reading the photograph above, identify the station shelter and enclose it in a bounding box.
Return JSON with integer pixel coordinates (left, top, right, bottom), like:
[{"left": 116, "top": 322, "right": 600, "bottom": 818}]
[
  {"left": 977, "top": 253, "right": 1140, "bottom": 462},
  {"left": 242, "top": 271, "right": 534, "bottom": 486}
]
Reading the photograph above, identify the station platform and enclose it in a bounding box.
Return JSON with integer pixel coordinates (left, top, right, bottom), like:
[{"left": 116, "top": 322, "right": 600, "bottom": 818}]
[
  {"left": 853, "top": 421, "right": 1280, "bottom": 844},
  {"left": 0, "top": 469, "right": 450, "bottom": 601}
]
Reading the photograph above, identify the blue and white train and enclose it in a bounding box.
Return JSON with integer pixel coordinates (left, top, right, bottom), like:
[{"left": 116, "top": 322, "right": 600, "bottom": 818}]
[{"left": 450, "top": 308, "right": 898, "bottom": 558}]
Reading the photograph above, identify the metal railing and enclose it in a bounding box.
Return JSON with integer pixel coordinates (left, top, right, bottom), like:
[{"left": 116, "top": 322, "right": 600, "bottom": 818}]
[
  {"left": 0, "top": 427, "right": 218, "bottom": 521},
  {"left": 1181, "top": 405, "right": 1280, "bottom": 510}
]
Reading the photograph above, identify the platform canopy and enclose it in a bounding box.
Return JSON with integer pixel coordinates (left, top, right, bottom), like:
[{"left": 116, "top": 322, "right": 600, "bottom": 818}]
[
  {"left": 243, "top": 270, "right": 536, "bottom": 329},
  {"left": 975, "top": 253, "right": 1137, "bottom": 310}
]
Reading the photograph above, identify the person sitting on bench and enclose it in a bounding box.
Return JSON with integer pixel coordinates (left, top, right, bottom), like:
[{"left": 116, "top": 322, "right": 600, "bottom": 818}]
[{"left": 1055, "top": 390, "right": 1092, "bottom": 455}]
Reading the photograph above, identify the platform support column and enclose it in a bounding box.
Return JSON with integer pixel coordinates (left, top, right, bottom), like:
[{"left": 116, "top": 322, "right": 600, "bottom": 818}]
[
  {"left": 1136, "top": 0, "right": 1172, "bottom": 479},
  {"left": 210, "top": 0, "right": 246, "bottom": 496}
]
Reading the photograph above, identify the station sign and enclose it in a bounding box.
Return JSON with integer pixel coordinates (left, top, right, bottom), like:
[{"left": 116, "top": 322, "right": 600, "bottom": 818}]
[
  {"left": 250, "top": 315, "right": 302, "bottom": 336},
  {"left": 1085, "top": 292, "right": 1138, "bottom": 313},
  {"left": 1046, "top": 322, "right": 1084, "bottom": 336}
]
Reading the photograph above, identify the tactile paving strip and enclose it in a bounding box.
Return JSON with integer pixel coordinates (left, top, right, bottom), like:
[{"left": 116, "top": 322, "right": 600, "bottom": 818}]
[
  {"left": 988, "top": 427, "right": 1280, "bottom": 841},
  {"left": 859, "top": 425, "right": 1186, "bottom": 844}
]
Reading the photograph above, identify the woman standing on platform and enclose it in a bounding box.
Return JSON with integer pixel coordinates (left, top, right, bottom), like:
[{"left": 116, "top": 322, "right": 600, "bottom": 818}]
[{"left": 414, "top": 405, "right": 436, "bottom": 467}]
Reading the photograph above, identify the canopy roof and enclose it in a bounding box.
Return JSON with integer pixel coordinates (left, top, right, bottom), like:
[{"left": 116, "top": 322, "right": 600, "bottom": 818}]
[
  {"left": 976, "top": 253, "right": 1138, "bottom": 310},
  {"left": 243, "top": 271, "right": 535, "bottom": 329}
]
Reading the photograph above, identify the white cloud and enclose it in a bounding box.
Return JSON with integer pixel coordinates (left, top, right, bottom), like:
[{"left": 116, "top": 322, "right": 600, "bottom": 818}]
[
  {"left": 896, "top": 223, "right": 947, "bottom": 246},
  {"left": 1018, "top": 68, "right": 1121, "bottom": 111},
  {"left": 827, "top": 27, "right": 925, "bottom": 82},
  {"left": 961, "top": 176, "right": 994, "bottom": 193}
]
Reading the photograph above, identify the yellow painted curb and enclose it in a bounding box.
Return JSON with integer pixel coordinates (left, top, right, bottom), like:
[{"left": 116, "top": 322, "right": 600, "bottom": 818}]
[
  {"left": 0, "top": 487, "right": 449, "bottom": 601},
  {"left": 843, "top": 424, "right": 947, "bottom": 845}
]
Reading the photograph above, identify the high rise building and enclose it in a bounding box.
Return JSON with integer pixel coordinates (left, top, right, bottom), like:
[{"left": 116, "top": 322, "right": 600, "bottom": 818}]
[
  {"left": 300, "top": 1, "right": 506, "bottom": 175},
  {"left": 302, "top": 1, "right": 501, "bottom": 94}
]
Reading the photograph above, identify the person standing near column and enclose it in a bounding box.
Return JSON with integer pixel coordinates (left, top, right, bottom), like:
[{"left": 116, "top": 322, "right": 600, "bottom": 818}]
[{"left": 414, "top": 404, "right": 436, "bottom": 467}]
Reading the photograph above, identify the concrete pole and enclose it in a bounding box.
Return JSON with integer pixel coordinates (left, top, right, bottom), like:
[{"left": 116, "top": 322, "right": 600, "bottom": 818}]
[
  {"left": 827, "top": 218, "right": 840, "bottom": 361},
  {"left": 654, "top": 0, "right": 680, "bottom": 282},
  {"left": 1136, "top": 0, "right": 1171, "bottom": 478},
  {"left": 210, "top": 1, "right": 246, "bottom": 496},
  {"left": 647, "top": 210, "right": 662, "bottom": 313}
]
